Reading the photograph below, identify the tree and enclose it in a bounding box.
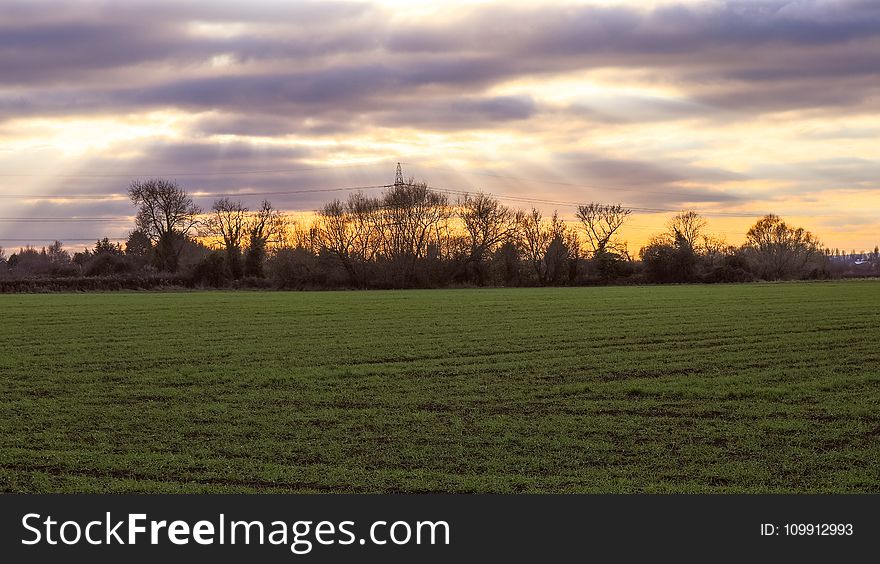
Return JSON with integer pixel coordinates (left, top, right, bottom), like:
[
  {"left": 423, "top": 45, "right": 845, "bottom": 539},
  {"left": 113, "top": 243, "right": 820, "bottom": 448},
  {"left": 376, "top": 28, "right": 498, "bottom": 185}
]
[
  {"left": 640, "top": 231, "right": 698, "bottom": 283},
  {"left": 247, "top": 200, "right": 286, "bottom": 246},
  {"left": 742, "top": 214, "right": 822, "bottom": 279},
  {"left": 456, "top": 193, "right": 521, "bottom": 283},
  {"left": 543, "top": 232, "right": 571, "bottom": 285},
  {"left": 244, "top": 200, "right": 287, "bottom": 278},
  {"left": 316, "top": 198, "right": 357, "bottom": 285},
  {"left": 125, "top": 229, "right": 152, "bottom": 258},
  {"left": 490, "top": 241, "right": 522, "bottom": 286},
  {"left": 667, "top": 210, "right": 707, "bottom": 251},
  {"left": 46, "top": 240, "right": 70, "bottom": 265},
  {"left": 575, "top": 203, "right": 631, "bottom": 257},
  {"left": 376, "top": 180, "right": 450, "bottom": 286},
  {"left": 7, "top": 247, "right": 50, "bottom": 276},
  {"left": 519, "top": 209, "right": 567, "bottom": 285},
  {"left": 191, "top": 251, "right": 230, "bottom": 287},
  {"left": 315, "top": 193, "right": 382, "bottom": 287},
  {"left": 207, "top": 197, "right": 248, "bottom": 279},
  {"left": 700, "top": 233, "right": 731, "bottom": 268},
  {"left": 128, "top": 178, "right": 202, "bottom": 272},
  {"left": 94, "top": 237, "right": 123, "bottom": 255},
  {"left": 6, "top": 243, "right": 74, "bottom": 276},
  {"left": 563, "top": 225, "right": 582, "bottom": 282}
]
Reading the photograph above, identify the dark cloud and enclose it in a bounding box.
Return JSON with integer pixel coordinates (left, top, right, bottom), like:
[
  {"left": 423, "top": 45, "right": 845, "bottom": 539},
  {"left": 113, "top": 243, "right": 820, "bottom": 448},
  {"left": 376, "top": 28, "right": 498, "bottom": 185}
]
[
  {"left": 452, "top": 96, "right": 537, "bottom": 121},
  {"left": 794, "top": 158, "right": 880, "bottom": 189},
  {"left": 749, "top": 158, "right": 880, "bottom": 190},
  {"left": 694, "top": 77, "right": 880, "bottom": 113},
  {"left": 192, "top": 114, "right": 357, "bottom": 137},
  {"left": 558, "top": 153, "right": 745, "bottom": 187},
  {"left": 126, "top": 66, "right": 394, "bottom": 109},
  {"left": 127, "top": 140, "right": 314, "bottom": 169},
  {"left": 2, "top": 0, "right": 879, "bottom": 124},
  {"left": 373, "top": 95, "right": 538, "bottom": 130},
  {"left": 561, "top": 95, "right": 710, "bottom": 123}
]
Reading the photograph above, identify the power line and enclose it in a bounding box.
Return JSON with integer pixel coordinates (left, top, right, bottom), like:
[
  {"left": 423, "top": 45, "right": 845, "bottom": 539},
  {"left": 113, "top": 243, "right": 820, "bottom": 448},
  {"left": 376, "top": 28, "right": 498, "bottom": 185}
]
[
  {"left": 0, "top": 159, "right": 871, "bottom": 221},
  {"left": 0, "top": 165, "right": 852, "bottom": 223},
  {"left": 0, "top": 182, "right": 803, "bottom": 220},
  {"left": 0, "top": 160, "right": 851, "bottom": 219}
]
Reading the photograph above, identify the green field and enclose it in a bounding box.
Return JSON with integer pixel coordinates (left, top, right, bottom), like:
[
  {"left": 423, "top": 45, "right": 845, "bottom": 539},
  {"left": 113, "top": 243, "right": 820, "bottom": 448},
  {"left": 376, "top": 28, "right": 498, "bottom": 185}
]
[{"left": 1, "top": 282, "right": 879, "bottom": 493}]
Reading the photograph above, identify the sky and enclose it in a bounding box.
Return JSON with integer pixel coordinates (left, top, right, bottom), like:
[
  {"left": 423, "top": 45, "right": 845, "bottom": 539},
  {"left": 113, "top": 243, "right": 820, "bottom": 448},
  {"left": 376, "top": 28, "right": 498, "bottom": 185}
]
[{"left": 1, "top": 0, "right": 879, "bottom": 253}]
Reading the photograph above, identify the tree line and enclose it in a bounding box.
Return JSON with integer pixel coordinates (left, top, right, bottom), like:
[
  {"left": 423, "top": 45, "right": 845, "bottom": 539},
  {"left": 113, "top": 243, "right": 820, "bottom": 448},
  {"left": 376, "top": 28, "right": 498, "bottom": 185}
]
[{"left": 1, "top": 177, "right": 876, "bottom": 291}]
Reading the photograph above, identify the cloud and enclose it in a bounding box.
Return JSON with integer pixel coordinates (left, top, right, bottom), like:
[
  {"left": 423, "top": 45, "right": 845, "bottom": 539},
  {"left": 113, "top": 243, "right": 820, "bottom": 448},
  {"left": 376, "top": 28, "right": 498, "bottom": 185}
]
[
  {"left": 801, "top": 125, "right": 880, "bottom": 140},
  {"left": 558, "top": 153, "right": 744, "bottom": 185},
  {"left": 749, "top": 158, "right": 880, "bottom": 190},
  {"left": 3, "top": 0, "right": 880, "bottom": 122},
  {"left": 373, "top": 95, "right": 538, "bottom": 130},
  {"left": 192, "top": 114, "right": 356, "bottom": 137}
]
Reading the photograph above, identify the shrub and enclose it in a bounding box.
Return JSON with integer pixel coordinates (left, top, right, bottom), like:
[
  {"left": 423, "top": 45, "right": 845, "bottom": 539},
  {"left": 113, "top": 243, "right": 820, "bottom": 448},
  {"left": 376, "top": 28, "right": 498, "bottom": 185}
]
[
  {"left": 232, "top": 276, "right": 273, "bottom": 290},
  {"left": 268, "top": 248, "right": 320, "bottom": 289},
  {"left": 244, "top": 239, "right": 266, "bottom": 278},
  {"left": 190, "top": 252, "right": 229, "bottom": 287},
  {"left": 84, "top": 253, "right": 135, "bottom": 277},
  {"left": 0, "top": 275, "right": 190, "bottom": 293},
  {"left": 594, "top": 251, "right": 634, "bottom": 280},
  {"left": 640, "top": 232, "right": 698, "bottom": 283},
  {"left": 701, "top": 254, "right": 754, "bottom": 283}
]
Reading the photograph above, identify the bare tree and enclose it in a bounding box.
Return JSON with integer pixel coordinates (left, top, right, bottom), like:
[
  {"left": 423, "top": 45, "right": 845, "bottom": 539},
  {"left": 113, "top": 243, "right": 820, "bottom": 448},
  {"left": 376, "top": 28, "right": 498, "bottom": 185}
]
[
  {"left": 377, "top": 180, "right": 450, "bottom": 286},
  {"left": 247, "top": 200, "right": 286, "bottom": 246},
  {"left": 128, "top": 178, "right": 202, "bottom": 272},
  {"left": 207, "top": 198, "right": 248, "bottom": 278},
  {"left": 667, "top": 210, "right": 707, "bottom": 250},
  {"left": 243, "top": 200, "right": 287, "bottom": 277},
  {"left": 576, "top": 203, "right": 632, "bottom": 257},
  {"left": 316, "top": 199, "right": 358, "bottom": 285},
  {"left": 519, "top": 208, "right": 566, "bottom": 284},
  {"left": 315, "top": 192, "right": 382, "bottom": 287},
  {"left": 209, "top": 198, "right": 248, "bottom": 250},
  {"left": 743, "top": 214, "right": 822, "bottom": 279},
  {"left": 288, "top": 219, "right": 319, "bottom": 254},
  {"left": 700, "top": 233, "right": 731, "bottom": 268},
  {"left": 519, "top": 208, "right": 549, "bottom": 282},
  {"left": 458, "top": 193, "right": 521, "bottom": 266},
  {"left": 347, "top": 192, "right": 383, "bottom": 266}
]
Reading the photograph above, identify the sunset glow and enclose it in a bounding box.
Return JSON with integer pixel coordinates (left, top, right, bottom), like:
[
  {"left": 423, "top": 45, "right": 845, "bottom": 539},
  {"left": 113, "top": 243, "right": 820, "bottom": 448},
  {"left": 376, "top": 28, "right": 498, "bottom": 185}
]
[{"left": 1, "top": 0, "right": 878, "bottom": 252}]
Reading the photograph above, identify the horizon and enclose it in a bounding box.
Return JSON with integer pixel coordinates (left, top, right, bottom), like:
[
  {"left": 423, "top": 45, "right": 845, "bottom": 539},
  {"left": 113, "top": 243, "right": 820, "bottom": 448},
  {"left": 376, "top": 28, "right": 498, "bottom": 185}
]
[{"left": 2, "top": 0, "right": 879, "bottom": 252}]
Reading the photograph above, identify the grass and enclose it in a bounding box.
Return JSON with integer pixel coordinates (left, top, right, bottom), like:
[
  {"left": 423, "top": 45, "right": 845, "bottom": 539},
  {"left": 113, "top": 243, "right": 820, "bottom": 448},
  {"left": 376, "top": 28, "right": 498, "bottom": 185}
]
[{"left": 1, "top": 281, "right": 878, "bottom": 493}]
